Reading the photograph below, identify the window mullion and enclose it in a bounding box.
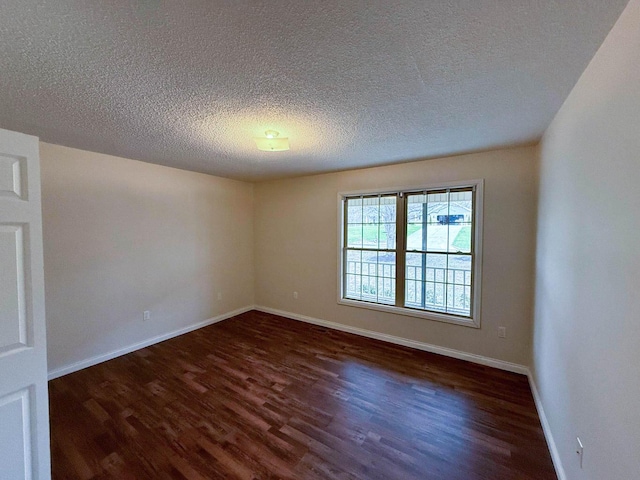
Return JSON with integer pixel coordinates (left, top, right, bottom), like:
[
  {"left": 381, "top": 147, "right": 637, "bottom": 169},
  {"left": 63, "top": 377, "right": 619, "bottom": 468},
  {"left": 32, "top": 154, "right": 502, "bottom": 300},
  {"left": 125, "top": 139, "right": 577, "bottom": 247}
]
[{"left": 395, "top": 193, "right": 406, "bottom": 308}]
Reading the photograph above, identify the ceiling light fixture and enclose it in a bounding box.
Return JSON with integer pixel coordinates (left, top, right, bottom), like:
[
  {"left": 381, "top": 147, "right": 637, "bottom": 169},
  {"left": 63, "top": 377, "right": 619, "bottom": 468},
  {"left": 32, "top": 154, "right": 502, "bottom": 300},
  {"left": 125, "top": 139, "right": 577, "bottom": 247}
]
[{"left": 254, "top": 130, "right": 290, "bottom": 152}]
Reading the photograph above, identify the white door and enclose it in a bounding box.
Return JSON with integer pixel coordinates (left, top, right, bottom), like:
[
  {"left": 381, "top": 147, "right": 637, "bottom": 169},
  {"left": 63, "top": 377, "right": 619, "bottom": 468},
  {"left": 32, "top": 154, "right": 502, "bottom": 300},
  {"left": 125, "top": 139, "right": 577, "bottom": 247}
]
[{"left": 0, "top": 128, "right": 50, "bottom": 479}]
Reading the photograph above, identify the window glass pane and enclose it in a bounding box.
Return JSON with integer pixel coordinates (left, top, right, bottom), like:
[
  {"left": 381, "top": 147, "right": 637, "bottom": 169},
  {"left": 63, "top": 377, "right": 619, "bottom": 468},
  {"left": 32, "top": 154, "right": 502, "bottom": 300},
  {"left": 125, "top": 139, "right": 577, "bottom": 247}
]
[
  {"left": 345, "top": 250, "right": 362, "bottom": 300},
  {"left": 447, "top": 254, "right": 472, "bottom": 316},
  {"left": 363, "top": 223, "right": 380, "bottom": 249},
  {"left": 429, "top": 253, "right": 447, "bottom": 310},
  {"left": 405, "top": 252, "right": 446, "bottom": 310},
  {"left": 448, "top": 189, "right": 473, "bottom": 253},
  {"left": 347, "top": 198, "right": 363, "bottom": 223},
  {"left": 426, "top": 191, "right": 450, "bottom": 253},
  {"left": 406, "top": 194, "right": 424, "bottom": 252},
  {"left": 407, "top": 192, "right": 457, "bottom": 253},
  {"left": 346, "top": 250, "right": 362, "bottom": 273},
  {"left": 406, "top": 189, "right": 473, "bottom": 254},
  {"left": 362, "top": 197, "right": 380, "bottom": 249},
  {"left": 348, "top": 274, "right": 362, "bottom": 299},
  {"left": 404, "top": 252, "right": 471, "bottom": 317},
  {"left": 405, "top": 252, "right": 421, "bottom": 306},
  {"left": 362, "top": 197, "right": 379, "bottom": 225},
  {"left": 378, "top": 196, "right": 397, "bottom": 249},
  {"left": 362, "top": 250, "right": 377, "bottom": 275},
  {"left": 344, "top": 249, "right": 395, "bottom": 304},
  {"left": 346, "top": 195, "right": 397, "bottom": 250},
  {"left": 377, "top": 251, "right": 396, "bottom": 305},
  {"left": 346, "top": 198, "right": 362, "bottom": 248},
  {"left": 347, "top": 224, "right": 363, "bottom": 248}
]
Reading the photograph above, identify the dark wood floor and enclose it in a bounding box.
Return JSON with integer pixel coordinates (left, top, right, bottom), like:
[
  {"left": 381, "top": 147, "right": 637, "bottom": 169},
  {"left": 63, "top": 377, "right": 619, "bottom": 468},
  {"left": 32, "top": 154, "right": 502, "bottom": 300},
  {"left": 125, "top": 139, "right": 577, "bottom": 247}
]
[{"left": 49, "top": 310, "right": 556, "bottom": 480}]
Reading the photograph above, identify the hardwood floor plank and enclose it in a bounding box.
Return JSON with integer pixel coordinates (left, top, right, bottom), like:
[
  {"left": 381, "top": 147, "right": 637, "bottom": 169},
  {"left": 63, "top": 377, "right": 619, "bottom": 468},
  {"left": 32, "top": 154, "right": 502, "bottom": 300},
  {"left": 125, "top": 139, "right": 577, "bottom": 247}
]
[{"left": 49, "top": 310, "right": 556, "bottom": 479}]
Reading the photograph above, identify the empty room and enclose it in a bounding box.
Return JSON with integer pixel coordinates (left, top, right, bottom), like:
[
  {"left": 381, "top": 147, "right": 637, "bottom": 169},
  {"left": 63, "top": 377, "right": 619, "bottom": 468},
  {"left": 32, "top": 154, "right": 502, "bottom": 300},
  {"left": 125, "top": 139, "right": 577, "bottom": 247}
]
[{"left": 0, "top": 1, "right": 638, "bottom": 479}]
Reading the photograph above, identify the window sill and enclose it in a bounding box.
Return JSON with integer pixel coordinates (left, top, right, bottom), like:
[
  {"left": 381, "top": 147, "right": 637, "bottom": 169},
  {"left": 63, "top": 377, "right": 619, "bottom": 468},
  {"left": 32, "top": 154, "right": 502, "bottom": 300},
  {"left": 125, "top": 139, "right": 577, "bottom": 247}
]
[{"left": 337, "top": 298, "right": 480, "bottom": 328}]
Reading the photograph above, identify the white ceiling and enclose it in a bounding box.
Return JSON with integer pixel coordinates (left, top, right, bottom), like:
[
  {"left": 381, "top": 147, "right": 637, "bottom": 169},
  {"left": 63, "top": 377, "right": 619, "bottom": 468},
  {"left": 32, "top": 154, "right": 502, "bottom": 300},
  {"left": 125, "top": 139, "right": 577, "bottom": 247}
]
[{"left": 0, "top": 1, "right": 629, "bottom": 181}]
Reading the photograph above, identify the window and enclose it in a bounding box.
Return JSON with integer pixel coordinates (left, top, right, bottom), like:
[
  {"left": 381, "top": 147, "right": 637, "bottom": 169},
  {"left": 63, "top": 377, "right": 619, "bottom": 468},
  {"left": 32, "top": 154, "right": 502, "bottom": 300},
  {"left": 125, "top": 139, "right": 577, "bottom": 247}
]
[{"left": 339, "top": 180, "right": 483, "bottom": 327}]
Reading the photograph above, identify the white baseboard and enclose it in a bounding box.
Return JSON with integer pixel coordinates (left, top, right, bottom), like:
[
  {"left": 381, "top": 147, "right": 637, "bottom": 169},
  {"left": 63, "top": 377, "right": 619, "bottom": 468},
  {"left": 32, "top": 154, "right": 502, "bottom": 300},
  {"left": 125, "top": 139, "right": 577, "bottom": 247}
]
[
  {"left": 254, "top": 305, "right": 529, "bottom": 375},
  {"left": 527, "top": 371, "right": 567, "bottom": 480},
  {"left": 47, "top": 305, "right": 254, "bottom": 380}
]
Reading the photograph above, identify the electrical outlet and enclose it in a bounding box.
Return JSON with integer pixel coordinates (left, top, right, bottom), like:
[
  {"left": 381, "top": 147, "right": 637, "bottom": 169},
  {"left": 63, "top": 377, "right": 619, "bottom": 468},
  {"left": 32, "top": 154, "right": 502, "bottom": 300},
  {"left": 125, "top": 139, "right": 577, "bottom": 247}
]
[
  {"left": 576, "top": 437, "right": 584, "bottom": 469},
  {"left": 498, "top": 326, "right": 507, "bottom": 338},
  {"left": 293, "top": 291, "right": 298, "bottom": 299},
  {"left": 217, "top": 292, "right": 222, "bottom": 301},
  {"left": 143, "top": 310, "right": 151, "bottom": 321}
]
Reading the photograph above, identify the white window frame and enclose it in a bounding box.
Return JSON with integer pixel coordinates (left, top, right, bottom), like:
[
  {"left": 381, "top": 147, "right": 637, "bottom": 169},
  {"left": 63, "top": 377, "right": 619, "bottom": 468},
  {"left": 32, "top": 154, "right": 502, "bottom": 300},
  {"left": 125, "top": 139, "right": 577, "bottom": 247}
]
[{"left": 337, "top": 179, "right": 484, "bottom": 328}]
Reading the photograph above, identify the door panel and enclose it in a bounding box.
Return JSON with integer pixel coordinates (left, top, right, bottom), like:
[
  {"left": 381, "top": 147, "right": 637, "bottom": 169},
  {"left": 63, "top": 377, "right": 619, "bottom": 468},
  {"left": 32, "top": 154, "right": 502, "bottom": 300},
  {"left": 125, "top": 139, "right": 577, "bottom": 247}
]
[
  {"left": 0, "top": 388, "right": 32, "bottom": 479},
  {"left": 0, "top": 224, "right": 28, "bottom": 354},
  {"left": 0, "top": 154, "right": 27, "bottom": 199},
  {"left": 0, "top": 128, "right": 50, "bottom": 480}
]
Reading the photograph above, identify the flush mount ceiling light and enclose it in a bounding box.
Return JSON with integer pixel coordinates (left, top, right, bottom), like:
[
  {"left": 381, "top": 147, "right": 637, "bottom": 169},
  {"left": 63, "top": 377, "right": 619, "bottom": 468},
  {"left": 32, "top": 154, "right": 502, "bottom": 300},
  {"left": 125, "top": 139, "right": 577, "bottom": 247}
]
[{"left": 254, "top": 130, "right": 290, "bottom": 152}]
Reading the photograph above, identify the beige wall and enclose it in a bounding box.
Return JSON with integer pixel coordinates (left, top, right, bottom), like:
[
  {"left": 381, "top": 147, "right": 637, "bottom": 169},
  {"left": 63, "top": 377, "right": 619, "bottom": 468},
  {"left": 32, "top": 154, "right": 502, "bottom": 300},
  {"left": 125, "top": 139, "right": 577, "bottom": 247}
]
[
  {"left": 42, "top": 141, "right": 537, "bottom": 375},
  {"left": 41, "top": 143, "right": 254, "bottom": 374},
  {"left": 254, "top": 145, "right": 538, "bottom": 366},
  {"left": 533, "top": 0, "right": 640, "bottom": 478}
]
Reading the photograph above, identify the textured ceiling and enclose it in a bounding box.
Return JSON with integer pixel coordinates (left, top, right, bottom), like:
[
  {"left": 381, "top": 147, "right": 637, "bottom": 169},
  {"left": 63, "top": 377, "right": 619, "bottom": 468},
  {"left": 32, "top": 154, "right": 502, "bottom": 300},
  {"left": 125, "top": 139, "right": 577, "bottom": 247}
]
[{"left": 0, "top": 1, "right": 629, "bottom": 181}]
